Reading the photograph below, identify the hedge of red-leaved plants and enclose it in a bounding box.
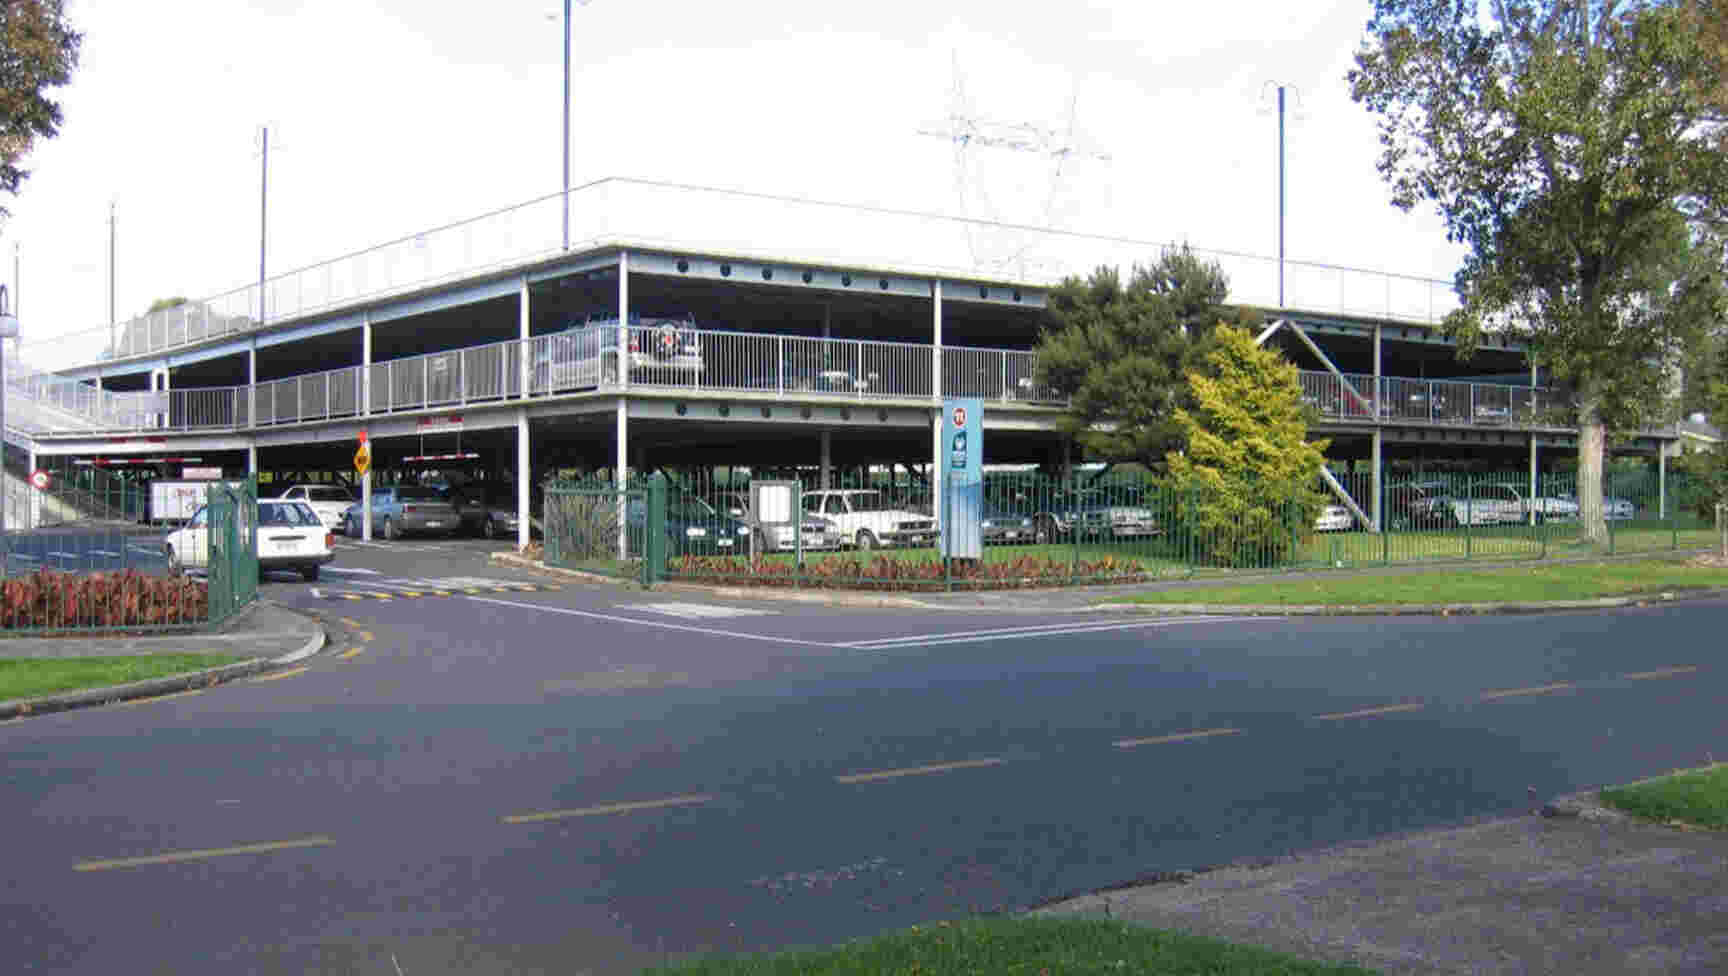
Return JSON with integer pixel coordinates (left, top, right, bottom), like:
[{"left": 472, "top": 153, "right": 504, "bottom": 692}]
[
  {"left": 667, "top": 554, "right": 1152, "bottom": 591},
  {"left": 1, "top": 570, "right": 209, "bottom": 631}
]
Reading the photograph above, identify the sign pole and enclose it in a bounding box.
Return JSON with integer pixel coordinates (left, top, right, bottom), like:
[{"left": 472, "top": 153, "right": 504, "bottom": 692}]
[{"left": 356, "top": 432, "right": 373, "bottom": 541}]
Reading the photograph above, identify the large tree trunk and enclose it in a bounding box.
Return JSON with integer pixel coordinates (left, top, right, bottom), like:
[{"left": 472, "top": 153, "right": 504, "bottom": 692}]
[{"left": 1577, "top": 385, "right": 1608, "bottom": 546}]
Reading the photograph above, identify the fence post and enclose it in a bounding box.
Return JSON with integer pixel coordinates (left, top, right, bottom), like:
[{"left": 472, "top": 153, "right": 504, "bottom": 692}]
[{"left": 644, "top": 475, "right": 666, "bottom": 585}]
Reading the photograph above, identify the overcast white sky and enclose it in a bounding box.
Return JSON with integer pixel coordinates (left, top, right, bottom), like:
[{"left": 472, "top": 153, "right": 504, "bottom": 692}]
[{"left": 3, "top": 0, "right": 1466, "bottom": 367}]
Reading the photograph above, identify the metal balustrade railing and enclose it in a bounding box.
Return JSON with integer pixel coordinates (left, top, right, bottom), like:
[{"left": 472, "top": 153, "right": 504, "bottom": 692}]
[
  {"left": 6, "top": 326, "right": 1682, "bottom": 438},
  {"left": 23, "top": 178, "right": 1468, "bottom": 374}
]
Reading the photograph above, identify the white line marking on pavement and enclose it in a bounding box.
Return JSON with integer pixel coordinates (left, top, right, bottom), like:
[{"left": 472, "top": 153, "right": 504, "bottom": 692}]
[
  {"left": 9, "top": 553, "right": 39, "bottom": 561},
  {"left": 47, "top": 551, "right": 80, "bottom": 559},
  {"left": 623, "top": 602, "right": 779, "bottom": 619},
  {"left": 90, "top": 549, "right": 121, "bottom": 557},
  {"left": 322, "top": 566, "right": 383, "bottom": 575},
  {"left": 841, "top": 616, "right": 1270, "bottom": 650},
  {"left": 465, "top": 595, "right": 839, "bottom": 647}
]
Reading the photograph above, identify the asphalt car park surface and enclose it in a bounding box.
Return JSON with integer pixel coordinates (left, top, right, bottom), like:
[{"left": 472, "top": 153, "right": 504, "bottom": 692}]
[{"left": 3, "top": 537, "right": 1726, "bottom": 974}]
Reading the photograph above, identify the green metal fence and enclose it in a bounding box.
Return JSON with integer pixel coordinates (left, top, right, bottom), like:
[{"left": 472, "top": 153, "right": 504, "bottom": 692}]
[
  {"left": 542, "top": 476, "right": 664, "bottom": 584},
  {"left": 646, "top": 465, "right": 1718, "bottom": 591},
  {"left": 0, "top": 474, "right": 258, "bottom": 633}
]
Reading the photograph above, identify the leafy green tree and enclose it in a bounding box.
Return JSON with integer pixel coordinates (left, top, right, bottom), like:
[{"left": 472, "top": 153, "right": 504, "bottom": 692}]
[
  {"left": 1349, "top": 0, "right": 1728, "bottom": 544},
  {"left": 146, "top": 297, "right": 190, "bottom": 314},
  {"left": 1034, "top": 246, "right": 1253, "bottom": 470},
  {"left": 1164, "top": 323, "right": 1329, "bottom": 567},
  {"left": 0, "top": 0, "right": 81, "bottom": 215}
]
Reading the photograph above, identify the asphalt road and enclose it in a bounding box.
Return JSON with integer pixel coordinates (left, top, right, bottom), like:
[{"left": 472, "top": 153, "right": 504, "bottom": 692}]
[{"left": 3, "top": 536, "right": 1726, "bottom": 974}]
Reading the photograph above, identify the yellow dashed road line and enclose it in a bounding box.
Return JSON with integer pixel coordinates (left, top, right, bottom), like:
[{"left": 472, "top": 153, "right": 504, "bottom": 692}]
[
  {"left": 502, "top": 793, "right": 713, "bottom": 824},
  {"left": 338, "top": 617, "right": 362, "bottom": 627},
  {"left": 249, "top": 667, "right": 309, "bottom": 683},
  {"left": 1114, "top": 727, "right": 1241, "bottom": 749},
  {"left": 324, "top": 584, "right": 556, "bottom": 602},
  {"left": 1480, "top": 681, "right": 1574, "bottom": 701},
  {"left": 836, "top": 757, "right": 1008, "bottom": 784},
  {"left": 74, "top": 836, "right": 335, "bottom": 872},
  {"left": 1623, "top": 665, "right": 1698, "bottom": 681},
  {"left": 336, "top": 647, "right": 363, "bottom": 660},
  {"left": 1313, "top": 702, "right": 1426, "bottom": 721}
]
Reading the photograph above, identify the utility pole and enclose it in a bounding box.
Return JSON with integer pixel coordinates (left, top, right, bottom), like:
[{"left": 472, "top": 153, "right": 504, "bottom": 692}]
[
  {"left": 1261, "top": 82, "right": 1300, "bottom": 309},
  {"left": 259, "top": 125, "right": 269, "bottom": 327},
  {"left": 562, "top": 0, "right": 571, "bottom": 251},
  {"left": 108, "top": 200, "right": 116, "bottom": 354}
]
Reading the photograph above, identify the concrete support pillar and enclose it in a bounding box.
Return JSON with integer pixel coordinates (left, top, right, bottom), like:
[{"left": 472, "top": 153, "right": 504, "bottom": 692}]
[
  {"left": 247, "top": 443, "right": 258, "bottom": 477},
  {"left": 615, "top": 398, "right": 628, "bottom": 558},
  {"left": 361, "top": 313, "right": 373, "bottom": 416},
  {"left": 1370, "top": 429, "right": 1382, "bottom": 532},
  {"left": 931, "top": 279, "right": 943, "bottom": 512},
  {"left": 616, "top": 251, "right": 630, "bottom": 391},
  {"left": 820, "top": 428, "right": 832, "bottom": 490},
  {"left": 247, "top": 342, "right": 258, "bottom": 429},
  {"left": 25, "top": 446, "right": 38, "bottom": 529},
  {"left": 1372, "top": 323, "right": 1382, "bottom": 415},
  {"left": 518, "top": 275, "right": 531, "bottom": 398},
  {"left": 517, "top": 408, "right": 531, "bottom": 549}
]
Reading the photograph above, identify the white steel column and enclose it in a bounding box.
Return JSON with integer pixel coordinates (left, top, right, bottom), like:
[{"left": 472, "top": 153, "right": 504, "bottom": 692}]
[
  {"left": 517, "top": 408, "right": 531, "bottom": 549},
  {"left": 616, "top": 251, "right": 630, "bottom": 390},
  {"left": 820, "top": 429, "right": 832, "bottom": 490},
  {"left": 247, "top": 342, "right": 257, "bottom": 428},
  {"left": 247, "top": 443, "right": 257, "bottom": 476},
  {"left": 615, "top": 399, "right": 628, "bottom": 558},
  {"left": 1370, "top": 430, "right": 1382, "bottom": 531},
  {"left": 25, "top": 446, "right": 37, "bottom": 529},
  {"left": 931, "top": 280, "right": 943, "bottom": 512},
  {"left": 361, "top": 313, "right": 373, "bottom": 416},
  {"left": 518, "top": 275, "right": 530, "bottom": 398}
]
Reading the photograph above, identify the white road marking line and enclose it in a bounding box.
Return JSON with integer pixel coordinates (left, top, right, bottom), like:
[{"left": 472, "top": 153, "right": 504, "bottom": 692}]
[
  {"left": 624, "top": 602, "right": 779, "bottom": 619},
  {"left": 322, "top": 566, "right": 383, "bottom": 576},
  {"left": 841, "top": 616, "right": 1256, "bottom": 647},
  {"left": 89, "top": 549, "right": 122, "bottom": 557},
  {"left": 9, "top": 553, "right": 39, "bottom": 561},
  {"left": 465, "top": 595, "right": 840, "bottom": 647},
  {"left": 47, "top": 551, "right": 81, "bottom": 559},
  {"left": 843, "top": 616, "right": 1269, "bottom": 650}
]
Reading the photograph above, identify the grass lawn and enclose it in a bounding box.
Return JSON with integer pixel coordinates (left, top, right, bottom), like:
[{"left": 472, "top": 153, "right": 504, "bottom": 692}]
[
  {"left": 644, "top": 917, "right": 1376, "bottom": 975},
  {"left": 1106, "top": 560, "right": 1728, "bottom": 606},
  {"left": 0, "top": 654, "right": 241, "bottom": 701},
  {"left": 1599, "top": 764, "right": 1728, "bottom": 830}
]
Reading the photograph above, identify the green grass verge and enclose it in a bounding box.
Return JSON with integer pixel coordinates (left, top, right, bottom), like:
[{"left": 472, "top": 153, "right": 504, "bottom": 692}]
[
  {"left": 644, "top": 917, "right": 1376, "bottom": 975},
  {"left": 1105, "top": 560, "right": 1728, "bottom": 606},
  {"left": 1599, "top": 764, "right": 1728, "bottom": 830},
  {"left": 0, "top": 654, "right": 241, "bottom": 701}
]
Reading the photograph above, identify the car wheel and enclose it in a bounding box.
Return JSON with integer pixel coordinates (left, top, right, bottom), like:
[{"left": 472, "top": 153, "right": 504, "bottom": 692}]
[
  {"left": 1033, "top": 517, "right": 1055, "bottom": 545},
  {"left": 301, "top": 565, "right": 320, "bottom": 582},
  {"left": 855, "top": 529, "right": 878, "bottom": 552},
  {"left": 383, "top": 517, "right": 398, "bottom": 541},
  {"left": 481, "top": 517, "right": 497, "bottom": 540},
  {"left": 752, "top": 529, "right": 771, "bottom": 556},
  {"left": 165, "top": 544, "right": 183, "bottom": 577}
]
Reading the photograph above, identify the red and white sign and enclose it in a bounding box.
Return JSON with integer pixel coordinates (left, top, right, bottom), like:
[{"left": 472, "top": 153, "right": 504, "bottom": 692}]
[
  {"left": 181, "top": 466, "right": 223, "bottom": 480},
  {"left": 28, "top": 470, "right": 50, "bottom": 491},
  {"left": 417, "top": 414, "right": 464, "bottom": 432},
  {"left": 952, "top": 406, "right": 968, "bottom": 428}
]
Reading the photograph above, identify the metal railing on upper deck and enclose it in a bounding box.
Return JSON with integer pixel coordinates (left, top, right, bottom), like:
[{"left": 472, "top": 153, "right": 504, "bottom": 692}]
[
  {"left": 20, "top": 178, "right": 1462, "bottom": 372},
  {"left": 10, "top": 322, "right": 1671, "bottom": 439}
]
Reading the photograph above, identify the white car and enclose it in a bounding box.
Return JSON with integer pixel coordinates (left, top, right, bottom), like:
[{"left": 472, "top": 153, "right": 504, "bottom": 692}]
[
  {"left": 1447, "top": 484, "right": 1579, "bottom": 526},
  {"left": 165, "top": 499, "right": 335, "bottom": 581},
  {"left": 802, "top": 489, "right": 937, "bottom": 551},
  {"left": 272, "top": 484, "right": 357, "bottom": 531}
]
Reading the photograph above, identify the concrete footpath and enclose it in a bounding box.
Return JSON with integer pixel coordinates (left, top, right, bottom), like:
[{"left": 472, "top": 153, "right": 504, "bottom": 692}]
[
  {"left": 1038, "top": 793, "right": 1728, "bottom": 975},
  {"left": 0, "top": 601, "right": 326, "bottom": 718}
]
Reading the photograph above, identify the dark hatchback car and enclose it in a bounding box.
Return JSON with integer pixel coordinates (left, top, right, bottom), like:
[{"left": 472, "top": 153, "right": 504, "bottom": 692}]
[
  {"left": 628, "top": 494, "right": 752, "bottom": 556},
  {"left": 1386, "top": 481, "right": 1457, "bottom": 529}
]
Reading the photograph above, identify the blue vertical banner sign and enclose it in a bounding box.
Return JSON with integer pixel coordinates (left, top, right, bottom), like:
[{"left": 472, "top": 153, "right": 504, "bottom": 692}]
[{"left": 941, "top": 398, "right": 984, "bottom": 559}]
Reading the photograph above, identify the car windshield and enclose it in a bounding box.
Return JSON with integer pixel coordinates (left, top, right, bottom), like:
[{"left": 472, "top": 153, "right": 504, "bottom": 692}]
[
  {"left": 669, "top": 495, "right": 718, "bottom": 518},
  {"left": 843, "top": 492, "right": 899, "bottom": 513},
  {"left": 304, "top": 487, "right": 353, "bottom": 502},
  {"left": 395, "top": 487, "right": 444, "bottom": 502},
  {"left": 259, "top": 501, "right": 322, "bottom": 526}
]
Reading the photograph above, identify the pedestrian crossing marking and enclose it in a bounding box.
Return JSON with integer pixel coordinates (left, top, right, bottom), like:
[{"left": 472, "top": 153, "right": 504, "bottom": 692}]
[
  {"left": 323, "top": 583, "right": 556, "bottom": 602},
  {"left": 624, "top": 602, "right": 778, "bottom": 620}
]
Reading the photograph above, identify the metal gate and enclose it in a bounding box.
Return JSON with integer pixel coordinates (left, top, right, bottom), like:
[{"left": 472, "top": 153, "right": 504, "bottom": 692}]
[
  {"left": 206, "top": 476, "right": 258, "bottom": 624},
  {"left": 543, "top": 476, "right": 664, "bottom": 584}
]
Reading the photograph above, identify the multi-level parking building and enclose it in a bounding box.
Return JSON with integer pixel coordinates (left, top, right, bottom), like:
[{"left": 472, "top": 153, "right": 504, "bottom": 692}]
[{"left": 3, "top": 179, "right": 1680, "bottom": 542}]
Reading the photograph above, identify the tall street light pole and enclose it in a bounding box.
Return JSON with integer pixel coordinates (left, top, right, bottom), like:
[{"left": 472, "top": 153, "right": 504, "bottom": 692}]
[
  {"left": 108, "top": 200, "right": 117, "bottom": 354},
  {"left": 1260, "top": 82, "right": 1300, "bottom": 309},
  {"left": 0, "top": 284, "right": 19, "bottom": 541},
  {"left": 260, "top": 125, "right": 269, "bottom": 327},
  {"left": 562, "top": 0, "right": 571, "bottom": 251}
]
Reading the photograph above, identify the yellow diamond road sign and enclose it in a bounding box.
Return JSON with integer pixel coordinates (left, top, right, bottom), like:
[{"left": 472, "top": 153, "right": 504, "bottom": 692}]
[{"left": 354, "top": 443, "right": 371, "bottom": 475}]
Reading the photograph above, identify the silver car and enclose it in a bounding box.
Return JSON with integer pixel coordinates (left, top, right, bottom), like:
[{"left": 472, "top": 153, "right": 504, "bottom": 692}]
[
  {"left": 720, "top": 492, "right": 842, "bottom": 552},
  {"left": 345, "top": 486, "right": 459, "bottom": 539}
]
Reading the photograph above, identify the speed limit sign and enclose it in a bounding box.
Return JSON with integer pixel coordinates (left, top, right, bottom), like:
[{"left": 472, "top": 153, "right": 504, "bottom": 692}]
[{"left": 29, "top": 470, "right": 50, "bottom": 491}]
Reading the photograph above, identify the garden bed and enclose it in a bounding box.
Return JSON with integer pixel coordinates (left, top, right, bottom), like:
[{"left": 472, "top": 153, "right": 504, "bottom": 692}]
[
  {"left": 1, "top": 570, "right": 209, "bottom": 632},
  {"left": 668, "top": 554, "right": 1155, "bottom": 591}
]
